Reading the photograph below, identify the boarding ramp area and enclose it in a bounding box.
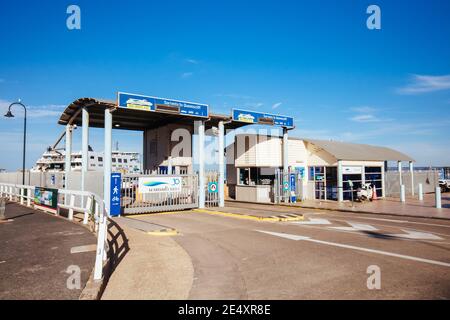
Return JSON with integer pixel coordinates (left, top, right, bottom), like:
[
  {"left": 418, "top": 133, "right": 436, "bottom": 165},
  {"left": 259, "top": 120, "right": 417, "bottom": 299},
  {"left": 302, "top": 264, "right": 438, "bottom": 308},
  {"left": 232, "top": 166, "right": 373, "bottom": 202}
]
[
  {"left": 121, "top": 174, "right": 199, "bottom": 214},
  {"left": 385, "top": 170, "right": 438, "bottom": 197}
]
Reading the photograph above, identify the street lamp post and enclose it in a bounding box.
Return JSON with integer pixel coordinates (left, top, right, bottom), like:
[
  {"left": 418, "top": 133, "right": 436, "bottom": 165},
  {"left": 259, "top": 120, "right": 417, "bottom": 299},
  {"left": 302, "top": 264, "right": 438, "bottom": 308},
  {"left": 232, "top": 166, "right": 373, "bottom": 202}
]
[{"left": 4, "top": 101, "right": 27, "bottom": 185}]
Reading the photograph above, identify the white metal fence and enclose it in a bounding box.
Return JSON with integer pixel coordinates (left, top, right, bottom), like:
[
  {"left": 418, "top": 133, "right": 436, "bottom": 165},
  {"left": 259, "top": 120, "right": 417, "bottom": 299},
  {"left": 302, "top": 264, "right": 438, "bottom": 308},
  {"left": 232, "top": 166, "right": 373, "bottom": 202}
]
[{"left": 0, "top": 182, "right": 108, "bottom": 281}]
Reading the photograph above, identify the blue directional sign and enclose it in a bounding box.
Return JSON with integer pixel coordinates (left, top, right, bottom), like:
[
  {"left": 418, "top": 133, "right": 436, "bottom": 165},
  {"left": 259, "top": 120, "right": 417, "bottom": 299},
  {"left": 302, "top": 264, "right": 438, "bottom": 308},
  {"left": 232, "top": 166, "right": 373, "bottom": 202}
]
[
  {"left": 110, "top": 173, "right": 122, "bottom": 217},
  {"left": 290, "top": 173, "right": 297, "bottom": 203},
  {"left": 232, "top": 108, "right": 294, "bottom": 128},
  {"left": 118, "top": 92, "right": 209, "bottom": 118}
]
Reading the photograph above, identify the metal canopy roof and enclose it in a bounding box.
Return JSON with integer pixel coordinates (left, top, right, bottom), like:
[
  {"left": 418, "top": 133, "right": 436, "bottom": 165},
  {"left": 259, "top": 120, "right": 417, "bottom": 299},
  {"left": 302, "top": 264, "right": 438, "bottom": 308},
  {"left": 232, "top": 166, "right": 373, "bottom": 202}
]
[
  {"left": 303, "top": 138, "right": 414, "bottom": 162},
  {"left": 58, "top": 97, "right": 249, "bottom": 131}
]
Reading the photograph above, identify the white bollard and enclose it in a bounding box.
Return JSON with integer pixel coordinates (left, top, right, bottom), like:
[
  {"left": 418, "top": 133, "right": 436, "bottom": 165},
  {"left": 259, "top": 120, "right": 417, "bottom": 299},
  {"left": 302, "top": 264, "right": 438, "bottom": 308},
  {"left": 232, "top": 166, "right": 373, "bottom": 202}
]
[
  {"left": 418, "top": 183, "right": 423, "bottom": 201},
  {"left": 435, "top": 187, "right": 442, "bottom": 209},
  {"left": 400, "top": 185, "right": 406, "bottom": 203}
]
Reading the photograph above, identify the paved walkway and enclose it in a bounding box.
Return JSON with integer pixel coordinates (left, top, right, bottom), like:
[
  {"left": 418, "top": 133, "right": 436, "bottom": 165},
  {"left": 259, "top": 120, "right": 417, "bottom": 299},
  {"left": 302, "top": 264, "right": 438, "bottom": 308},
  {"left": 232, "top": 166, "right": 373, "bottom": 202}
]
[
  {"left": 0, "top": 202, "right": 96, "bottom": 300},
  {"left": 291, "top": 193, "right": 450, "bottom": 220},
  {"left": 101, "top": 218, "right": 193, "bottom": 300}
]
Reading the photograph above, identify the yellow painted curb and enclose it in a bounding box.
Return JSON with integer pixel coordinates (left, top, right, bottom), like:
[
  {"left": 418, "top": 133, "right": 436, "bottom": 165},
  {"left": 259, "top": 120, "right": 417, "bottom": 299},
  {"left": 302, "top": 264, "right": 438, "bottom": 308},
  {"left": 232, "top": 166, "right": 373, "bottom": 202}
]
[
  {"left": 125, "top": 211, "right": 187, "bottom": 218},
  {"left": 146, "top": 229, "right": 179, "bottom": 236},
  {"left": 193, "top": 209, "right": 303, "bottom": 222}
]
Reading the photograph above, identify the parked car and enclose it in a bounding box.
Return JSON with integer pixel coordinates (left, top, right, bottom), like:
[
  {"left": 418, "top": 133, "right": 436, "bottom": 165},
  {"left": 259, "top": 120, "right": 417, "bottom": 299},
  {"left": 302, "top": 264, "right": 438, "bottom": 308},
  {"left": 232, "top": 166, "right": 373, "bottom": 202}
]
[{"left": 439, "top": 179, "right": 450, "bottom": 192}]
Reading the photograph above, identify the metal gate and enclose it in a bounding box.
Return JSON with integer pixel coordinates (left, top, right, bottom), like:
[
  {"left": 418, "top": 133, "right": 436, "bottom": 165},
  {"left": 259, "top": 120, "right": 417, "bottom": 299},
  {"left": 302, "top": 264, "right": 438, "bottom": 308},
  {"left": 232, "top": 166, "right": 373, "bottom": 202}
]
[
  {"left": 121, "top": 174, "right": 198, "bottom": 214},
  {"left": 274, "top": 170, "right": 300, "bottom": 204},
  {"left": 205, "top": 170, "right": 219, "bottom": 207}
]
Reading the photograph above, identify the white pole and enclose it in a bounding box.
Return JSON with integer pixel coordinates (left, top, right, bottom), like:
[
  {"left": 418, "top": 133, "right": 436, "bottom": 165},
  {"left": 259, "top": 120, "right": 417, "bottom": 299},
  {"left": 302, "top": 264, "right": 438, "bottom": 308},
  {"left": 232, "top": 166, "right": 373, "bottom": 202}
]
[
  {"left": 64, "top": 125, "right": 72, "bottom": 204},
  {"left": 435, "top": 187, "right": 442, "bottom": 209},
  {"left": 400, "top": 184, "right": 406, "bottom": 203},
  {"left": 218, "top": 121, "right": 225, "bottom": 207},
  {"left": 197, "top": 120, "right": 205, "bottom": 209},
  {"left": 398, "top": 160, "right": 402, "bottom": 186},
  {"left": 418, "top": 183, "right": 423, "bottom": 201},
  {"left": 409, "top": 161, "right": 414, "bottom": 196},
  {"left": 81, "top": 108, "right": 89, "bottom": 207},
  {"left": 282, "top": 128, "right": 289, "bottom": 203},
  {"left": 167, "top": 156, "right": 172, "bottom": 175},
  {"left": 104, "top": 109, "right": 112, "bottom": 216},
  {"left": 381, "top": 164, "right": 385, "bottom": 198},
  {"left": 337, "top": 160, "right": 343, "bottom": 202}
]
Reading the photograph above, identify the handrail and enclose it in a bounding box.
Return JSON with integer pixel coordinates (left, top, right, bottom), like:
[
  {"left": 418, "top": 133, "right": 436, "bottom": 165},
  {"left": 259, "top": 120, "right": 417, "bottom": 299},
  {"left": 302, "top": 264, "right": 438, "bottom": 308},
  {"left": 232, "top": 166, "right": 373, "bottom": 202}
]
[{"left": 0, "top": 182, "right": 107, "bottom": 281}]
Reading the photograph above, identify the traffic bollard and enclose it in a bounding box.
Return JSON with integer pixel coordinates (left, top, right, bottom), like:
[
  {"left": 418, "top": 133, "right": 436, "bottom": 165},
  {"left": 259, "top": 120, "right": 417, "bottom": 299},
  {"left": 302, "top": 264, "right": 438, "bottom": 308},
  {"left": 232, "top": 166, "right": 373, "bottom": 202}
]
[
  {"left": 400, "top": 185, "right": 406, "bottom": 203},
  {"left": 418, "top": 183, "right": 423, "bottom": 201},
  {"left": 435, "top": 187, "right": 442, "bottom": 209},
  {"left": 0, "top": 197, "right": 5, "bottom": 220}
]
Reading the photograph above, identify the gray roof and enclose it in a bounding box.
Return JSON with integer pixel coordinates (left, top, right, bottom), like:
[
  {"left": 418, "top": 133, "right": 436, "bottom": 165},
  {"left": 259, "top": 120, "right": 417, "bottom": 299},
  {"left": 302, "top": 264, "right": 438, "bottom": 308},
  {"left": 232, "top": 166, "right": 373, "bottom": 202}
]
[{"left": 303, "top": 139, "right": 414, "bottom": 162}]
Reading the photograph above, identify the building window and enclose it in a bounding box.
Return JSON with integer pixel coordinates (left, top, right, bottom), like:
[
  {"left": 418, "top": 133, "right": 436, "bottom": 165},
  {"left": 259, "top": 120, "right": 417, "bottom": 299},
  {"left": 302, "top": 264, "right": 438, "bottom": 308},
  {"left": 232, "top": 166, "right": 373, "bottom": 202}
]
[
  {"left": 98, "top": 157, "right": 103, "bottom": 162},
  {"left": 118, "top": 158, "right": 122, "bottom": 163},
  {"left": 112, "top": 158, "right": 116, "bottom": 163},
  {"left": 90, "top": 156, "right": 95, "bottom": 160},
  {"left": 124, "top": 159, "right": 128, "bottom": 163}
]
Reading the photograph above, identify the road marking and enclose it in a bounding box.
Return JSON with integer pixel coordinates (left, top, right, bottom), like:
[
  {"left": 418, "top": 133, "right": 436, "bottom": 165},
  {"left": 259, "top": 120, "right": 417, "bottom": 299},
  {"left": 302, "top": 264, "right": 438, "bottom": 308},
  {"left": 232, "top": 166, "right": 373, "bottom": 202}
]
[
  {"left": 291, "top": 218, "right": 331, "bottom": 225},
  {"left": 256, "top": 230, "right": 450, "bottom": 268},
  {"left": 330, "top": 222, "right": 378, "bottom": 232},
  {"left": 0, "top": 261, "right": 5, "bottom": 264},
  {"left": 390, "top": 229, "right": 443, "bottom": 240},
  {"left": 70, "top": 244, "right": 97, "bottom": 254}
]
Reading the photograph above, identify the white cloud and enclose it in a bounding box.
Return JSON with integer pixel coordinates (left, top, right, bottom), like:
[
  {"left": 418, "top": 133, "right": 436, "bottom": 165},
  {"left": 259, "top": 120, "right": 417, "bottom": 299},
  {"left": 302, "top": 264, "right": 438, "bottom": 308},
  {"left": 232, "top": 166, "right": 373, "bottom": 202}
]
[
  {"left": 350, "top": 114, "right": 381, "bottom": 122},
  {"left": 272, "top": 102, "right": 282, "bottom": 109},
  {"left": 397, "top": 74, "right": 450, "bottom": 94},
  {"left": 351, "top": 106, "right": 377, "bottom": 113},
  {"left": 180, "top": 72, "right": 193, "bottom": 79},
  {"left": 185, "top": 58, "right": 199, "bottom": 64},
  {"left": 0, "top": 99, "right": 65, "bottom": 118}
]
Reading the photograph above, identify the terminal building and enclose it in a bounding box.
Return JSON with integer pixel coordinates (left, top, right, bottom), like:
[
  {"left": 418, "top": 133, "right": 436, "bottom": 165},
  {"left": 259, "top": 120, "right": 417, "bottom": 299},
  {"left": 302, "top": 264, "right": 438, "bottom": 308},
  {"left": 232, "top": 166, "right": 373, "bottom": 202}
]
[
  {"left": 227, "top": 134, "right": 414, "bottom": 203},
  {"left": 53, "top": 92, "right": 415, "bottom": 215}
]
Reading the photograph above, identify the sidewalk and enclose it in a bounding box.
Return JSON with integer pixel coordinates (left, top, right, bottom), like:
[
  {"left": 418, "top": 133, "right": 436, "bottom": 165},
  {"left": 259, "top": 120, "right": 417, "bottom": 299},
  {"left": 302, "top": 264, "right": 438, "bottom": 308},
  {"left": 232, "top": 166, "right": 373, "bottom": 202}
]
[
  {"left": 101, "top": 218, "right": 193, "bottom": 300},
  {"left": 0, "top": 202, "right": 96, "bottom": 300},
  {"left": 292, "top": 193, "right": 450, "bottom": 220}
]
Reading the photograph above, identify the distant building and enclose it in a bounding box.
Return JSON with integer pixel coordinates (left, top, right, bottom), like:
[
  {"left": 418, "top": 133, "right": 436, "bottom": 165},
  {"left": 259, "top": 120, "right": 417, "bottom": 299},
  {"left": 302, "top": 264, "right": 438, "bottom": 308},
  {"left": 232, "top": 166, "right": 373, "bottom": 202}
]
[{"left": 32, "top": 149, "right": 141, "bottom": 173}]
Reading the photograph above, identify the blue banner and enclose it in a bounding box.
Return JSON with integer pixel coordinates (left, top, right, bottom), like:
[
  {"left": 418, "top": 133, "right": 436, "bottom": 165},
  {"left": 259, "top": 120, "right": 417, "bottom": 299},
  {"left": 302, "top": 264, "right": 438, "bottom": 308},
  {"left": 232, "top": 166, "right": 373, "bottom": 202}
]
[
  {"left": 232, "top": 108, "right": 294, "bottom": 128},
  {"left": 110, "top": 173, "right": 122, "bottom": 217},
  {"left": 118, "top": 92, "right": 209, "bottom": 118}
]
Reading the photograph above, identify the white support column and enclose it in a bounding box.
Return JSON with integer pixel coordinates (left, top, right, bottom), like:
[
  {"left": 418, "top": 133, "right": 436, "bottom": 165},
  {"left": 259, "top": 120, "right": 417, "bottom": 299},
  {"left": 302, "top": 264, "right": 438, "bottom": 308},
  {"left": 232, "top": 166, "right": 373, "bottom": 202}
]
[
  {"left": 381, "top": 164, "right": 386, "bottom": 198},
  {"left": 337, "top": 160, "right": 343, "bottom": 202},
  {"left": 398, "top": 160, "right": 402, "bottom": 186},
  {"left": 218, "top": 121, "right": 225, "bottom": 208},
  {"left": 167, "top": 156, "right": 173, "bottom": 175},
  {"left": 81, "top": 108, "right": 89, "bottom": 207},
  {"left": 197, "top": 120, "right": 205, "bottom": 209},
  {"left": 64, "top": 124, "right": 72, "bottom": 204},
  {"left": 103, "top": 109, "right": 113, "bottom": 216},
  {"left": 409, "top": 161, "right": 414, "bottom": 196},
  {"left": 282, "top": 127, "right": 289, "bottom": 173}
]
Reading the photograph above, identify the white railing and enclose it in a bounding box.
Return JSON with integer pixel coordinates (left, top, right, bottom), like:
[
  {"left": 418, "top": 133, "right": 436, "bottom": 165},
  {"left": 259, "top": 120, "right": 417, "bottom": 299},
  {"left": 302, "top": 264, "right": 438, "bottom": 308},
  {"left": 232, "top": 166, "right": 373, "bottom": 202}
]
[{"left": 0, "top": 182, "right": 108, "bottom": 281}]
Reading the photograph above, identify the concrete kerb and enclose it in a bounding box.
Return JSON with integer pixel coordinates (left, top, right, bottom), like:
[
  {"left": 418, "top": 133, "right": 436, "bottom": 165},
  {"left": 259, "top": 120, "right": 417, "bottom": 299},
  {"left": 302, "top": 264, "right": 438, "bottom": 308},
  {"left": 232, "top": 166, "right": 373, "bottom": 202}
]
[
  {"left": 193, "top": 208, "right": 304, "bottom": 222},
  {"left": 116, "top": 215, "right": 179, "bottom": 236},
  {"left": 228, "top": 199, "right": 449, "bottom": 221}
]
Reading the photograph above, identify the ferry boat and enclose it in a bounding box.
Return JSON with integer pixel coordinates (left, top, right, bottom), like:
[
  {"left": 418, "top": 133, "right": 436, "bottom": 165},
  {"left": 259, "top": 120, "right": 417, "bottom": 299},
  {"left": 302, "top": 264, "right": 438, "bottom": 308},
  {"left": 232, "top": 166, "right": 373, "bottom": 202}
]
[{"left": 31, "top": 147, "right": 141, "bottom": 173}]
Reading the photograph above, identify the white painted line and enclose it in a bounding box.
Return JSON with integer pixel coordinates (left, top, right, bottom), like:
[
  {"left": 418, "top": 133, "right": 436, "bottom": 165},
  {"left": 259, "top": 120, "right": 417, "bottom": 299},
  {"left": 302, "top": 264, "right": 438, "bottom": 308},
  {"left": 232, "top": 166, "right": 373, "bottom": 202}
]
[
  {"left": 0, "top": 261, "right": 5, "bottom": 264},
  {"left": 390, "top": 229, "right": 443, "bottom": 240},
  {"left": 291, "top": 218, "right": 331, "bottom": 225},
  {"left": 330, "top": 222, "right": 378, "bottom": 232},
  {"left": 256, "top": 230, "right": 450, "bottom": 268},
  {"left": 70, "top": 244, "right": 97, "bottom": 254}
]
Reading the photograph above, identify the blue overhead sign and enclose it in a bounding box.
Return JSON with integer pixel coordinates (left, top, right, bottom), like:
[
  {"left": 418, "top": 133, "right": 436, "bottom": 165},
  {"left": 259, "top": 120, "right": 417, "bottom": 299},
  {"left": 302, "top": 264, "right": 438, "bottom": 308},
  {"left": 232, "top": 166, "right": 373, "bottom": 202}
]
[
  {"left": 232, "top": 108, "right": 294, "bottom": 128},
  {"left": 117, "top": 92, "right": 209, "bottom": 118},
  {"left": 110, "top": 173, "right": 122, "bottom": 217}
]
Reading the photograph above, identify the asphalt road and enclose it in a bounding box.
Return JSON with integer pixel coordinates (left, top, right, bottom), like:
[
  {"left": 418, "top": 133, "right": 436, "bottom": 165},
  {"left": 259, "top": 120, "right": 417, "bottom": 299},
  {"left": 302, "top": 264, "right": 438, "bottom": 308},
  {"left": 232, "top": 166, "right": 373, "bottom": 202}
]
[
  {"left": 0, "top": 202, "right": 96, "bottom": 300},
  {"left": 133, "top": 205, "right": 450, "bottom": 299}
]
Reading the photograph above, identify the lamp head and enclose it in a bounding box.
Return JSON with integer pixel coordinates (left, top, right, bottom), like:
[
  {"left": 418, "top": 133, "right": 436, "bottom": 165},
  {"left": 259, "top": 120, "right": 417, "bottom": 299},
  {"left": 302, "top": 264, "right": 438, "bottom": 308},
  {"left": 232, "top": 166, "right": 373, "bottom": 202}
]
[{"left": 4, "top": 110, "right": 14, "bottom": 118}]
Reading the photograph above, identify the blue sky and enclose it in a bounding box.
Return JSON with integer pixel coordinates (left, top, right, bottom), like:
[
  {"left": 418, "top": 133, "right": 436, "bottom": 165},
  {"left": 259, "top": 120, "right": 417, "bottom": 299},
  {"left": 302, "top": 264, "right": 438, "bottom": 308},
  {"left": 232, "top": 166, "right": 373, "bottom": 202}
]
[{"left": 1, "top": 0, "right": 449, "bottom": 170}]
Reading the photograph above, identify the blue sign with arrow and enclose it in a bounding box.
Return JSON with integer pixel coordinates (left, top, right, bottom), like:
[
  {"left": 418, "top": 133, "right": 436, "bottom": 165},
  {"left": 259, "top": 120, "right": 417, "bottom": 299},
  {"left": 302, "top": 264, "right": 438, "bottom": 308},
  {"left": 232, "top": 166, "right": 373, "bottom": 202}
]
[
  {"left": 232, "top": 108, "right": 294, "bottom": 128},
  {"left": 118, "top": 92, "right": 209, "bottom": 118}
]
